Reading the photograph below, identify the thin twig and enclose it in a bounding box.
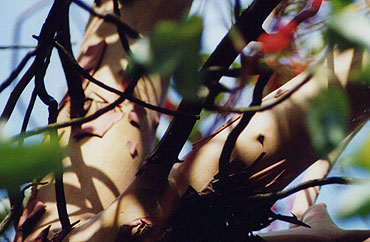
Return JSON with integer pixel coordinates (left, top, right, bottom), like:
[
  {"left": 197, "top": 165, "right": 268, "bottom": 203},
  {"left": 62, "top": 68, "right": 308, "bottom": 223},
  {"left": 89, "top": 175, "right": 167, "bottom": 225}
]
[
  {"left": 19, "top": 89, "right": 38, "bottom": 146},
  {"left": 11, "top": 96, "right": 124, "bottom": 141},
  {"left": 72, "top": 0, "right": 139, "bottom": 39},
  {"left": 12, "top": 72, "right": 142, "bottom": 142},
  {"left": 0, "top": 50, "right": 36, "bottom": 94},
  {"left": 55, "top": 41, "right": 197, "bottom": 118},
  {"left": 205, "top": 67, "right": 242, "bottom": 79},
  {"left": 0, "top": 45, "right": 36, "bottom": 50},
  {"left": 208, "top": 73, "right": 313, "bottom": 114},
  {"left": 247, "top": 177, "right": 362, "bottom": 202},
  {"left": 112, "top": 0, "right": 132, "bottom": 54},
  {"left": 0, "top": 62, "right": 37, "bottom": 122}
]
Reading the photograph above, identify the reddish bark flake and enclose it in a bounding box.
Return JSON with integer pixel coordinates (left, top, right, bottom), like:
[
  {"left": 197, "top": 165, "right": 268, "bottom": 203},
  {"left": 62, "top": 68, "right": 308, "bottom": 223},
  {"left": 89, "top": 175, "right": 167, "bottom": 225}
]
[
  {"left": 78, "top": 40, "right": 107, "bottom": 74},
  {"left": 126, "top": 140, "right": 138, "bottom": 157},
  {"left": 15, "top": 190, "right": 46, "bottom": 242},
  {"left": 248, "top": 159, "right": 287, "bottom": 188},
  {"left": 74, "top": 102, "right": 124, "bottom": 139},
  {"left": 128, "top": 104, "right": 146, "bottom": 127},
  {"left": 274, "top": 88, "right": 289, "bottom": 98},
  {"left": 119, "top": 74, "right": 129, "bottom": 92},
  {"left": 258, "top": 21, "right": 298, "bottom": 53}
]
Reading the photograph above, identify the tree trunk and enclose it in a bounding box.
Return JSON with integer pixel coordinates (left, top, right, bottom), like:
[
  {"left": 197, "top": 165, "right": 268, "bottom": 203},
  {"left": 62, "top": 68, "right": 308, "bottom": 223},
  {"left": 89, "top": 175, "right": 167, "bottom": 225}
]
[
  {"left": 22, "top": 1, "right": 370, "bottom": 241},
  {"left": 25, "top": 0, "right": 192, "bottom": 240}
]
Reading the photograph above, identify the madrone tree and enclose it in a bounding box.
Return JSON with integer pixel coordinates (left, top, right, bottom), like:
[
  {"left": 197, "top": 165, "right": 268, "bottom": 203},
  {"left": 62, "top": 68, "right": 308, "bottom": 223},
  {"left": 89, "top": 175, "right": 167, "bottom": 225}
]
[{"left": 0, "top": 0, "right": 370, "bottom": 241}]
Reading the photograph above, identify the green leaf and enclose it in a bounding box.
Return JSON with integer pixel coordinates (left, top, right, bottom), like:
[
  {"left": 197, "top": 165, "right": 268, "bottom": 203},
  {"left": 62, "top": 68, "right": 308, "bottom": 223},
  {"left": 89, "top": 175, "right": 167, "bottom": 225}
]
[
  {"left": 0, "top": 139, "right": 64, "bottom": 192},
  {"left": 331, "top": 0, "right": 354, "bottom": 12},
  {"left": 131, "top": 16, "right": 203, "bottom": 100},
  {"left": 306, "top": 86, "right": 350, "bottom": 157},
  {"left": 348, "top": 137, "right": 370, "bottom": 170},
  {"left": 351, "top": 63, "right": 370, "bottom": 86},
  {"left": 339, "top": 181, "right": 370, "bottom": 218},
  {"left": 327, "top": 6, "right": 370, "bottom": 51}
]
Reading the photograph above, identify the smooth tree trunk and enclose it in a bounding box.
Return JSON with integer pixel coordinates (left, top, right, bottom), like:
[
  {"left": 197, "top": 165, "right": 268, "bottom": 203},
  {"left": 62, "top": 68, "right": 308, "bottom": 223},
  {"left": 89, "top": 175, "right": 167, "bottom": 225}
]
[
  {"left": 25, "top": 0, "right": 192, "bottom": 240},
  {"left": 65, "top": 50, "right": 370, "bottom": 241},
  {"left": 22, "top": 0, "right": 370, "bottom": 241}
]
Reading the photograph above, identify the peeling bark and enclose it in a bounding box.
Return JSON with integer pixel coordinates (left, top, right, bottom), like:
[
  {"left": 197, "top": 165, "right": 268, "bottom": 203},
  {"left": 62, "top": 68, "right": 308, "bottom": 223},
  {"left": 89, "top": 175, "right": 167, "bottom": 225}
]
[
  {"left": 25, "top": 0, "right": 192, "bottom": 241},
  {"left": 63, "top": 50, "right": 370, "bottom": 241},
  {"left": 22, "top": 0, "right": 370, "bottom": 241}
]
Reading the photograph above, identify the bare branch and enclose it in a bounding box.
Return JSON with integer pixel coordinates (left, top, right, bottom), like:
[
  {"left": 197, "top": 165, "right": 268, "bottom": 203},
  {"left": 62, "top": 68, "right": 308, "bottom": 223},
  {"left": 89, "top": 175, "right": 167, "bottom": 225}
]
[
  {"left": 146, "top": 0, "right": 282, "bottom": 168},
  {"left": 217, "top": 72, "right": 271, "bottom": 184},
  {"left": 112, "top": 0, "right": 132, "bottom": 54},
  {"left": 72, "top": 0, "right": 139, "bottom": 39},
  {"left": 208, "top": 73, "right": 313, "bottom": 114},
  {"left": 55, "top": 41, "right": 197, "bottom": 118},
  {"left": 0, "top": 50, "right": 36, "bottom": 94},
  {"left": 55, "top": 0, "right": 85, "bottom": 118},
  {"left": 0, "top": 45, "right": 36, "bottom": 50},
  {"left": 247, "top": 177, "right": 362, "bottom": 202},
  {"left": 0, "top": 62, "right": 36, "bottom": 122}
]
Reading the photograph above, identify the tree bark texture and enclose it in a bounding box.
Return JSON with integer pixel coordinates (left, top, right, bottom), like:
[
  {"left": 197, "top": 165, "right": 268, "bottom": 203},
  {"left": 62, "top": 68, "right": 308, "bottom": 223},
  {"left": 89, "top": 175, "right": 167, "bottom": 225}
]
[
  {"left": 25, "top": 0, "right": 192, "bottom": 240},
  {"left": 22, "top": 0, "right": 370, "bottom": 241}
]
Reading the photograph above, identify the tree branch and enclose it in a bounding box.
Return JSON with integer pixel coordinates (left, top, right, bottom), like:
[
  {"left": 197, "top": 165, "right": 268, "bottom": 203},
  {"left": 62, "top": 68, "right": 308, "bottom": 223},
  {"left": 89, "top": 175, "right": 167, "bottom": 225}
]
[
  {"left": 247, "top": 177, "right": 360, "bottom": 202},
  {"left": 208, "top": 73, "right": 313, "bottom": 114},
  {"left": 55, "top": 41, "right": 196, "bottom": 118},
  {"left": 146, "top": 0, "right": 281, "bottom": 168},
  {"left": 72, "top": 0, "right": 139, "bottom": 39},
  {"left": 0, "top": 61, "right": 36, "bottom": 122},
  {"left": 217, "top": 73, "right": 270, "bottom": 183},
  {"left": 0, "top": 50, "right": 36, "bottom": 94},
  {"left": 112, "top": 0, "right": 132, "bottom": 54},
  {"left": 55, "top": 0, "right": 85, "bottom": 118}
]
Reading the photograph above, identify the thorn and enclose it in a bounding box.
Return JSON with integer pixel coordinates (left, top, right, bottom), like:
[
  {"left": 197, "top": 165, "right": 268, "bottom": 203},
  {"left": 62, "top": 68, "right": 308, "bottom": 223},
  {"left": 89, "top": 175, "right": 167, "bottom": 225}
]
[{"left": 270, "top": 211, "right": 311, "bottom": 228}]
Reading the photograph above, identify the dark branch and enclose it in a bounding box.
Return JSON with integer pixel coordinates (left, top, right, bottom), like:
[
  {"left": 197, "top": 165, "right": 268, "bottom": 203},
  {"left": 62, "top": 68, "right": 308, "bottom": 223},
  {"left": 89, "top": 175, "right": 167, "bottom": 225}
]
[
  {"left": 13, "top": 73, "right": 141, "bottom": 142},
  {"left": 72, "top": 0, "right": 139, "bottom": 39},
  {"left": 55, "top": 41, "right": 197, "bottom": 118},
  {"left": 208, "top": 73, "right": 313, "bottom": 114},
  {"left": 0, "top": 62, "right": 36, "bottom": 122},
  {"left": 55, "top": 0, "right": 85, "bottom": 118},
  {"left": 0, "top": 50, "right": 36, "bottom": 94},
  {"left": 247, "top": 177, "right": 361, "bottom": 202},
  {"left": 19, "top": 89, "right": 37, "bottom": 146},
  {"left": 146, "top": 0, "right": 281, "bottom": 168},
  {"left": 234, "top": 0, "right": 241, "bottom": 21},
  {"left": 112, "top": 0, "right": 132, "bottom": 54},
  {"left": 30, "top": 0, "right": 73, "bottom": 230},
  {"left": 217, "top": 72, "right": 270, "bottom": 183}
]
